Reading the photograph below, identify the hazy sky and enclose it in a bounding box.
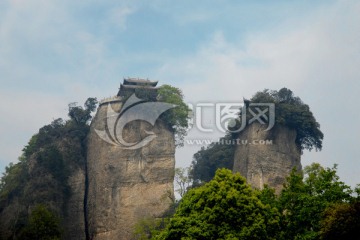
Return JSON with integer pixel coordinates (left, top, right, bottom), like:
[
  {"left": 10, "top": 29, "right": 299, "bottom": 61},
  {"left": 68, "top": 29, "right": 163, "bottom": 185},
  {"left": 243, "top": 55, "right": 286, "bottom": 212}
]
[{"left": 1, "top": 0, "right": 359, "bottom": 187}]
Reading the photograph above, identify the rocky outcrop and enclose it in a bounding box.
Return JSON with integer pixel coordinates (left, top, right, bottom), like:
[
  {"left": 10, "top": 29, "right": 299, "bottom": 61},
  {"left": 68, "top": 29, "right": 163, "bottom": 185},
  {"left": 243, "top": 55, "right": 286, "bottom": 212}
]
[
  {"left": 57, "top": 138, "right": 87, "bottom": 240},
  {"left": 0, "top": 196, "right": 26, "bottom": 239},
  {"left": 0, "top": 80, "right": 175, "bottom": 240},
  {"left": 86, "top": 100, "right": 175, "bottom": 240},
  {"left": 233, "top": 123, "right": 301, "bottom": 193},
  {"left": 64, "top": 167, "right": 86, "bottom": 240},
  {"left": 0, "top": 137, "right": 87, "bottom": 240}
]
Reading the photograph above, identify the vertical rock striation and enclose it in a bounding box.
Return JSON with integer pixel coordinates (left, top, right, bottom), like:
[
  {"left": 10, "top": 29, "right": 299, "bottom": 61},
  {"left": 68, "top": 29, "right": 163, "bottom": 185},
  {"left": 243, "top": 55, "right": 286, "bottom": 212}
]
[
  {"left": 64, "top": 166, "right": 86, "bottom": 239},
  {"left": 0, "top": 79, "right": 175, "bottom": 240},
  {"left": 87, "top": 95, "right": 175, "bottom": 239},
  {"left": 233, "top": 123, "right": 301, "bottom": 193}
]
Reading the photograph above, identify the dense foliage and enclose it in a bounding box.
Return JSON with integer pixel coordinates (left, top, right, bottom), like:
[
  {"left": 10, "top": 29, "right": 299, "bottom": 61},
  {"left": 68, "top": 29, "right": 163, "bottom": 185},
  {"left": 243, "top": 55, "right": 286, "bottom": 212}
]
[
  {"left": 157, "top": 84, "right": 191, "bottom": 147},
  {"left": 250, "top": 88, "right": 323, "bottom": 151},
  {"left": 68, "top": 97, "right": 97, "bottom": 125},
  {"left": 190, "top": 134, "right": 235, "bottom": 185},
  {"left": 133, "top": 218, "right": 170, "bottom": 240},
  {"left": 126, "top": 84, "right": 190, "bottom": 147},
  {"left": 19, "top": 204, "right": 62, "bottom": 240},
  {"left": 276, "top": 163, "right": 353, "bottom": 239},
  {"left": 190, "top": 88, "right": 323, "bottom": 184},
  {"left": 155, "top": 169, "right": 281, "bottom": 240},
  {"left": 0, "top": 98, "right": 97, "bottom": 239},
  {"left": 135, "top": 163, "right": 359, "bottom": 240},
  {"left": 320, "top": 201, "right": 360, "bottom": 239}
]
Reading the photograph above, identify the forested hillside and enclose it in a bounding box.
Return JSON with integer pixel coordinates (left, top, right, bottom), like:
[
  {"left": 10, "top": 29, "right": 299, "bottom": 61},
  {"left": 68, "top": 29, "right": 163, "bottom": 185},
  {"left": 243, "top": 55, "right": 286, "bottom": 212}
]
[{"left": 0, "top": 98, "right": 97, "bottom": 240}]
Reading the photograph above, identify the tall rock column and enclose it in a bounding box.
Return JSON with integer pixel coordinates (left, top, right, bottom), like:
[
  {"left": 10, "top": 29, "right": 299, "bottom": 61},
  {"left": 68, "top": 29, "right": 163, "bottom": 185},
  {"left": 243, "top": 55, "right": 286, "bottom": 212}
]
[
  {"left": 86, "top": 79, "right": 175, "bottom": 240},
  {"left": 233, "top": 123, "right": 301, "bottom": 193}
]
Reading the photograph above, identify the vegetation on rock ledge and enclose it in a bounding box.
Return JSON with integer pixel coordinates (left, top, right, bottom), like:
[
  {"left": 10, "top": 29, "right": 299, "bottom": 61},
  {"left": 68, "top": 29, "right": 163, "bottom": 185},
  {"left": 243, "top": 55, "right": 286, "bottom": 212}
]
[
  {"left": 157, "top": 84, "right": 191, "bottom": 147},
  {"left": 250, "top": 88, "right": 323, "bottom": 151},
  {"left": 190, "top": 87, "right": 323, "bottom": 184},
  {"left": 0, "top": 98, "right": 97, "bottom": 239}
]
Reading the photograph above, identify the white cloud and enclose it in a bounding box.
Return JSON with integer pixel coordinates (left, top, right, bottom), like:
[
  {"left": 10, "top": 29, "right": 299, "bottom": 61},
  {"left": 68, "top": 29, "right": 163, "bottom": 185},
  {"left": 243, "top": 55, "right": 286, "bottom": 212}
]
[
  {"left": 108, "top": 6, "right": 135, "bottom": 30},
  {"left": 0, "top": 89, "right": 68, "bottom": 169},
  {"left": 0, "top": 0, "right": 359, "bottom": 188},
  {"left": 158, "top": 1, "right": 360, "bottom": 186},
  {"left": 0, "top": 0, "right": 122, "bottom": 169}
]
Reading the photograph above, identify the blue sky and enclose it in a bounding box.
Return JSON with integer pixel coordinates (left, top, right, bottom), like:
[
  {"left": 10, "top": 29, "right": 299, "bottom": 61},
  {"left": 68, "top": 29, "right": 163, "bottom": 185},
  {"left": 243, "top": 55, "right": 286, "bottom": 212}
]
[{"left": 1, "top": 0, "right": 360, "bottom": 187}]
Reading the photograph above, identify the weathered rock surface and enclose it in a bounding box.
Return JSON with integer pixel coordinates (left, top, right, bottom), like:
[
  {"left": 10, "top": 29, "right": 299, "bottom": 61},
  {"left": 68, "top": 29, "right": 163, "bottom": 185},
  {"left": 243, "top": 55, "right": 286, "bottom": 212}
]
[
  {"left": 233, "top": 123, "right": 301, "bottom": 193},
  {"left": 87, "top": 100, "right": 175, "bottom": 240},
  {"left": 0, "top": 138, "right": 86, "bottom": 240},
  {"left": 64, "top": 167, "right": 86, "bottom": 240}
]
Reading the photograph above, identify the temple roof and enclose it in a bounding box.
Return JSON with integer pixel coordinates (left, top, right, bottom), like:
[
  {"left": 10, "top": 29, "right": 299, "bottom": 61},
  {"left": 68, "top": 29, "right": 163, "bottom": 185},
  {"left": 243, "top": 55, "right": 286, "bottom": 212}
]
[
  {"left": 119, "top": 84, "right": 158, "bottom": 90},
  {"left": 117, "top": 78, "right": 159, "bottom": 96},
  {"left": 123, "top": 78, "right": 158, "bottom": 87}
]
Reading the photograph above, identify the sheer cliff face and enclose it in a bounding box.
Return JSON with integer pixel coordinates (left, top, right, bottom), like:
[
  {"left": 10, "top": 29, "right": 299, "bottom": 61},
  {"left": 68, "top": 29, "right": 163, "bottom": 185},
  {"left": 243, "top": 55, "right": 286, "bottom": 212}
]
[
  {"left": 87, "top": 101, "right": 175, "bottom": 240},
  {"left": 233, "top": 123, "right": 301, "bottom": 193},
  {"left": 64, "top": 165, "right": 86, "bottom": 240}
]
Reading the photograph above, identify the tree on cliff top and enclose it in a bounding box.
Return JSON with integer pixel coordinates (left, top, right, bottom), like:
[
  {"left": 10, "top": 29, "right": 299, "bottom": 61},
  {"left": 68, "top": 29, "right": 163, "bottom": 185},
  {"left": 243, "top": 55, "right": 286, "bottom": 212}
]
[
  {"left": 250, "top": 88, "right": 323, "bottom": 151},
  {"left": 68, "top": 97, "right": 98, "bottom": 125},
  {"left": 190, "top": 87, "right": 323, "bottom": 184},
  {"left": 157, "top": 84, "right": 191, "bottom": 147}
]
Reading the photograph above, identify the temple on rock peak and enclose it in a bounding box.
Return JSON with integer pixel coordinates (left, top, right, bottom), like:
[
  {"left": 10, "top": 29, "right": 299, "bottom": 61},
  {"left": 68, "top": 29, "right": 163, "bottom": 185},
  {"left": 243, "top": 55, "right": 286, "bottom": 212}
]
[{"left": 117, "top": 78, "right": 158, "bottom": 97}]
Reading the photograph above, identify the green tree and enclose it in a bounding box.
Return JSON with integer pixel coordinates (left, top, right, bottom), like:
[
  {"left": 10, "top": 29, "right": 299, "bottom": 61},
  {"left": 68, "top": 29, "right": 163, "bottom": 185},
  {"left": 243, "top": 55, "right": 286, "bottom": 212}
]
[
  {"left": 278, "top": 163, "right": 353, "bottom": 239},
  {"left": 320, "top": 202, "right": 360, "bottom": 240},
  {"left": 250, "top": 88, "right": 323, "bottom": 151},
  {"left": 190, "top": 134, "right": 235, "bottom": 184},
  {"left": 157, "top": 85, "right": 190, "bottom": 147},
  {"left": 155, "top": 169, "right": 280, "bottom": 240},
  {"left": 19, "top": 204, "right": 62, "bottom": 240},
  {"left": 174, "top": 167, "right": 192, "bottom": 198},
  {"left": 0, "top": 97, "right": 97, "bottom": 239},
  {"left": 0, "top": 158, "right": 28, "bottom": 204},
  {"left": 257, "top": 185, "right": 278, "bottom": 208},
  {"left": 190, "top": 88, "right": 323, "bottom": 186},
  {"left": 68, "top": 97, "right": 98, "bottom": 125},
  {"left": 133, "top": 217, "right": 169, "bottom": 240}
]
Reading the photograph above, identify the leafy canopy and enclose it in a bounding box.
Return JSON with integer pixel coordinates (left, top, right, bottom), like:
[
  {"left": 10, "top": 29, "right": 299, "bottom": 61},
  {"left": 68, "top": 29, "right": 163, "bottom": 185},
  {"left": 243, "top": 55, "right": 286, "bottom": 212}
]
[
  {"left": 190, "top": 134, "right": 235, "bottom": 185},
  {"left": 190, "top": 88, "right": 323, "bottom": 185},
  {"left": 250, "top": 88, "right": 323, "bottom": 151},
  {"left": 134, "top": 163, "right": 359, "bottom": 240},
  {"left": 320, "top": 202, "right": 360, "bottom": 240},
  {"left": 157, "top": 84, "right": 190, "bottom": 147},
  {"left": 155, "top": 169, "right": 280, "bottom": 240},
  {"left": 277, "top": 163, "right": 353, "bottom": 240},
  {"left": 68, "top": 97, "right": 97, "bottom": 125},
  {"left": 19, "top": 204, "right": 62, "bottom": 240},
  {"left": 0, "top": 97, "right": 97, "bottom": 239}
]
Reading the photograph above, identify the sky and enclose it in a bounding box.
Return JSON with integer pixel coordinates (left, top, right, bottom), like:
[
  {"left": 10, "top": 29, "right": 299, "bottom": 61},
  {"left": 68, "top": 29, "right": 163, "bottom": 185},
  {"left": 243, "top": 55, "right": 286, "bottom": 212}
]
[{"left": 0, "top": 0, "right": 360, "bottom": 187}]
